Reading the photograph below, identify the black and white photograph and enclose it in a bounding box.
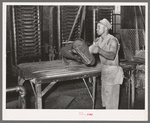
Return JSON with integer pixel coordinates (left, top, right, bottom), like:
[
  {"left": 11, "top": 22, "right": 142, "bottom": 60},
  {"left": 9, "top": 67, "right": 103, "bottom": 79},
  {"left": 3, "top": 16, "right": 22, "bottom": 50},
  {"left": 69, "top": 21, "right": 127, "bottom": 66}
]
[{"left": 3, "top": 2, "right": 148, "bottom": 121}]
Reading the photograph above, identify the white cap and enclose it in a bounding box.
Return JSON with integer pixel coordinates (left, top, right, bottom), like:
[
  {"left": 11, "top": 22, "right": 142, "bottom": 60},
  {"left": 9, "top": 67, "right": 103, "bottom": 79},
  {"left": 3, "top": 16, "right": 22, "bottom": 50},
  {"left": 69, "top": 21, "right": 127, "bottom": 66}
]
[{"left": 99, "top": 18, "right": 112, "bottom": 30}]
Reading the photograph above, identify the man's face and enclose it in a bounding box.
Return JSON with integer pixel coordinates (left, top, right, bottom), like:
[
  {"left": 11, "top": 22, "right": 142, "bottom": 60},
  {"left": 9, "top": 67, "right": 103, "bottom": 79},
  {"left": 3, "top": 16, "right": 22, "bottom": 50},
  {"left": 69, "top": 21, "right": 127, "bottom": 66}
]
[{"left": 96, "top": 23, "right": 105, "bottom": 36}]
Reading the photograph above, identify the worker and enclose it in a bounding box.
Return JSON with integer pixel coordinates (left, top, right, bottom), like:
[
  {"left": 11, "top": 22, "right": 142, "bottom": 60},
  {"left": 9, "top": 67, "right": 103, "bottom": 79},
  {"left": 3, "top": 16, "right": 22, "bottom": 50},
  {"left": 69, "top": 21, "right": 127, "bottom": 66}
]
[{"left": 89, "top": 18, "right": 124, "bottom": 109}]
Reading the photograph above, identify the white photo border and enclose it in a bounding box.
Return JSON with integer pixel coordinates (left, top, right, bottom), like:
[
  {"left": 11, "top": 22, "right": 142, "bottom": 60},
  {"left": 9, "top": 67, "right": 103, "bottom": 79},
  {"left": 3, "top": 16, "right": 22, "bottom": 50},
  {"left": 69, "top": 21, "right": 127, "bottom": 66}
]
[{"left": 2, "top": 2, "right": 148, "bottom": 121}]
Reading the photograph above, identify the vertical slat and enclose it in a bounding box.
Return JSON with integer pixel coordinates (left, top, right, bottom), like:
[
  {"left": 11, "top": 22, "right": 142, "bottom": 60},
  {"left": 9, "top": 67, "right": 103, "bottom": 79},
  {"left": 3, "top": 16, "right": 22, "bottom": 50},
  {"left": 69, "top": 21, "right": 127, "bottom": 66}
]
[
  {"left": 12, "top": 6, "right": 17, "bottom": 65},
  {"left": 37, "top": 6, "right": 42, "bottom": 61},
  {"left": 83, "top": 7, "right": 86, "bottom": 41},
  {"left": 57, "top": 6, "right": 61, "bottom": 59},
  {"left": 93, "top": 9, "right": 96, "bottom": 41},
  {"left": 49, "top": 7, "right": 54, "bottom": 46},
  {"left": 114, "top": 12, "right": 116, "bottom": 33},
  {"left": 7, "top": 6, "right": 13, "bottom": 72}
]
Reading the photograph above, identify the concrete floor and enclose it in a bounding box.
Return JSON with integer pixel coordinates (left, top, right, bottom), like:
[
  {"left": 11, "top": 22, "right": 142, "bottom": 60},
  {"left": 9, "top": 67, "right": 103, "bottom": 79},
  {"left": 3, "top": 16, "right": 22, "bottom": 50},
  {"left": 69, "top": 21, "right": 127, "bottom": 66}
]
[{"left": 6, "top": 74, "right": 145, "bottom": 109}]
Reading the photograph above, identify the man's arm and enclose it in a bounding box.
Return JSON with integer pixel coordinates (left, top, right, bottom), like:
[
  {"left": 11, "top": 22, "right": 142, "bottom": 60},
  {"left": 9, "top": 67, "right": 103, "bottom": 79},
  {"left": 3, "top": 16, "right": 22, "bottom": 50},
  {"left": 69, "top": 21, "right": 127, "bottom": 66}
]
[{"left": 98, "top": 39, "right": 118, "bottom": 60}]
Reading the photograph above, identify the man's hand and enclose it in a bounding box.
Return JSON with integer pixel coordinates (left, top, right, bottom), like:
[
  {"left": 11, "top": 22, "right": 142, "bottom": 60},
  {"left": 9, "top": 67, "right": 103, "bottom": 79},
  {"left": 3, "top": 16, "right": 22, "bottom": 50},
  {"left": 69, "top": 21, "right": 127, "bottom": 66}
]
[
  {"left": 92, "top": 46, "right": 101, "bottom": 54},
  {"left": 94, "top": 38, "right": 99, "bottom": 43},
  {"left": 89, "top": 45, "right": 100, "bottom": 54}
]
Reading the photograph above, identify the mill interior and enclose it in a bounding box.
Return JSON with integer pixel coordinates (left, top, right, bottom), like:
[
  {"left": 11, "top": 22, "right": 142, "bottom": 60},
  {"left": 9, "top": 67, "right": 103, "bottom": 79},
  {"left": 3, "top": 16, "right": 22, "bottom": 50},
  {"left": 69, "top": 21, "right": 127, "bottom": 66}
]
[{"left": 6, "top": 5, "right": 145, "bottom": 109}]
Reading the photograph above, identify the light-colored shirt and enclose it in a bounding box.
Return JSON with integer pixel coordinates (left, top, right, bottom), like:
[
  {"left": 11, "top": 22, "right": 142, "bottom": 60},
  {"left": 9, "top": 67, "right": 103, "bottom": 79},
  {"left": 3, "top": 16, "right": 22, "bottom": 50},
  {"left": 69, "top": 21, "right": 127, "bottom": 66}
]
[{"left": 90, "top": 34, "right": 120, "bottom": 66}]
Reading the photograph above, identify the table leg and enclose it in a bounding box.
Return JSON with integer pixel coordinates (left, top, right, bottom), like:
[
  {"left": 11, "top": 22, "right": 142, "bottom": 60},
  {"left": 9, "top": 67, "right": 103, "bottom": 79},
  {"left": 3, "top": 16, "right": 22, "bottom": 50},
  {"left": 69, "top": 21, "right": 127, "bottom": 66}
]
[
  {"left": 35, "top": 83, "right": 42, "bottom": 109},
  {"left": 18, "top": 76, "right": 25, "bottom": 85},
  {"left": 131, "top": 70, "right": 135, "bottom": 108},
  {"left": 128, "top": 71, "right": 131, "bottom": 109},
  {"left": 18, "top": 76, "right": 25, "bottom": 108},
  {"left": 92, "top": 77, "right": 96, "bottom": 109}
]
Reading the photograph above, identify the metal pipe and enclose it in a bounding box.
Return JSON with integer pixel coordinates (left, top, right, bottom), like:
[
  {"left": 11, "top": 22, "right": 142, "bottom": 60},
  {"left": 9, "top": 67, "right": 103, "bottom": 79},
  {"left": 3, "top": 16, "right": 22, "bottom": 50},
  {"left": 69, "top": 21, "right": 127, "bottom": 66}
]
[
  {"left": 6, "top": 86, "right": 17, "bottom": 92},
  {"left": 7, "top": 85, "right": 26, "bottom": 109},
  {"left": 7, "top": 85, "right": 26, "bottom": 95},
  {"left": 7, "top": 6, "right": 13, "bottom": 72},
  {"left": 92, "top": 77, "right": 96, "bottom": 109},
  {"left": 68, "top": 6, "right": 82, "bottom": 41},
  {"left": 79, "top": 6, "right": 86, "bottom": 38},
  {"left": 82, "top": 78, "right": 93, "bottom": 99}
]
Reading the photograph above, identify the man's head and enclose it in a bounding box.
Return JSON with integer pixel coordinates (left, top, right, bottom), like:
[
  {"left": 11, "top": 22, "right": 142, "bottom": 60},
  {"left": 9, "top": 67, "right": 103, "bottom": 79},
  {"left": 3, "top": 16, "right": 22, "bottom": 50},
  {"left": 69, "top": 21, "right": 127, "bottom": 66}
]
[{"left": 96, "top": 18, "right": 112, "bottom": 36}]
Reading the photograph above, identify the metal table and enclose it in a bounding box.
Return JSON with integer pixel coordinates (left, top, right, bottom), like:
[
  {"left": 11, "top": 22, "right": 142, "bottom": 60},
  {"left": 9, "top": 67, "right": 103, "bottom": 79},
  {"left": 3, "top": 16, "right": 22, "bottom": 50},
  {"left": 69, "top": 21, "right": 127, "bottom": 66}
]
[
  {"left": 17, "top": 60, "right": 103, "bottom": 109},
  {"left": 16, "top": 60, "right": 138, "bottom": 109},
  {"left": 120, "top": 60, "right": 144, "bottom": 109}
]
